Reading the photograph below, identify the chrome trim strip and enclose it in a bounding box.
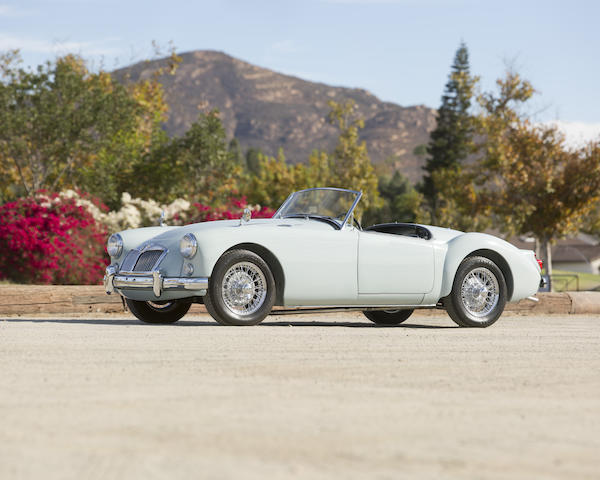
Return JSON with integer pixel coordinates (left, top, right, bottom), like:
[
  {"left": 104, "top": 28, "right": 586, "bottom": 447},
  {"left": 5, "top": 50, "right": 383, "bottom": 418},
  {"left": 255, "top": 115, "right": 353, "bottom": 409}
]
[
  {"left": 271, "top": 304, "right": 437, "bottom": 315},
  {"left": 341, "top": 190, "right": 362, "bottom": 229},
  {"left": 112, "top": 273, "right": 209, "bottom": 295},
  {"left": 273, "top": 187, "right": 362, "bottom": 223}
]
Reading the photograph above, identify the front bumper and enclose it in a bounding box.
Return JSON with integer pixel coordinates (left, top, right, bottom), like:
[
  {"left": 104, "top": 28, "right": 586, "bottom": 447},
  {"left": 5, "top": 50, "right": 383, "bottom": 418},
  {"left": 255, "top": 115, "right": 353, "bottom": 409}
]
[{"left": 104, "top": 265, "right": 208, "bottom": 297}]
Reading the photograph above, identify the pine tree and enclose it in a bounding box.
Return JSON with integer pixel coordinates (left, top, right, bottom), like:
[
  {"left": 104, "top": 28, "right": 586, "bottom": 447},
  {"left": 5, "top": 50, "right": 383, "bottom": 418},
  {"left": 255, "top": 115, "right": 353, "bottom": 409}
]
[{"left": 421, "top": 42, "right": 477, "bottom": 222}]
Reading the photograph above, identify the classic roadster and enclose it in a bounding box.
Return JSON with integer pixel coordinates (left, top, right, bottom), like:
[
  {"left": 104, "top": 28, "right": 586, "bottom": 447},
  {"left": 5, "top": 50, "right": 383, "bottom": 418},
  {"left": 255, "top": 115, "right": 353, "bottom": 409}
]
[{"left": 104, "top": 187, "right": 543, "bottom": 327}]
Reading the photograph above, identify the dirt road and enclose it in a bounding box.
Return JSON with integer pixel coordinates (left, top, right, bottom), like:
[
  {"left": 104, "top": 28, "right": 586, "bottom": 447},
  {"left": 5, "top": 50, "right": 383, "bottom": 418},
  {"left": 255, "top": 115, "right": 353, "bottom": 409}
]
[{"left": 1, "top": 313, "right": 599, "bottom": 479}]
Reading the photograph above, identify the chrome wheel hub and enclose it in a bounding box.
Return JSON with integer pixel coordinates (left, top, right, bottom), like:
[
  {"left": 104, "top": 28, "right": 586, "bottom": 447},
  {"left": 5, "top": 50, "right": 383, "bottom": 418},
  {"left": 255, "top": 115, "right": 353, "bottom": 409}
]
[
  {"left": 460, "top": 267, "right": 499, "bottom": 317},
  {"left": 222, "top": 261, "right": 267, "bottom": 316}
]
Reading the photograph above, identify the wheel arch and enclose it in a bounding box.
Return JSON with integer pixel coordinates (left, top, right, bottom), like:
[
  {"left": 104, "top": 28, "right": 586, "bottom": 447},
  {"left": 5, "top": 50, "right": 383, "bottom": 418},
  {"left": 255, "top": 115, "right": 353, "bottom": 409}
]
[
  {"left": 440, "top": 233, "right": 515, "bottom": 301},
  {"left": 224, "top": 243, "right": 285, "bottom": 306}
]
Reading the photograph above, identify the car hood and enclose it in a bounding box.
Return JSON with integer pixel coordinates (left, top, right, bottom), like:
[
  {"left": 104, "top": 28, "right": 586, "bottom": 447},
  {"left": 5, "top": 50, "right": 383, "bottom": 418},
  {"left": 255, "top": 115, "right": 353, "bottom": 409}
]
[{"left": 138, "top": 217, "right": 336, "bottom": 246}]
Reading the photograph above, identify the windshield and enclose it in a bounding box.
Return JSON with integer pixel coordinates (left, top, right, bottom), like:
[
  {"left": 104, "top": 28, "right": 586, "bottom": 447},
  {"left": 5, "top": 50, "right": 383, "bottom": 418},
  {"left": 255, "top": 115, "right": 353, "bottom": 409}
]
[{"left": 274, "top": 188, "right": 361, "bottom": 227}]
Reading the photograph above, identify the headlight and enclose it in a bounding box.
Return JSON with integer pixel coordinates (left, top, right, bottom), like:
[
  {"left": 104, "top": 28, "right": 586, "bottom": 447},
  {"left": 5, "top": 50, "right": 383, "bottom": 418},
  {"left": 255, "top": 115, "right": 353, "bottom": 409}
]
[
  {"left": 107, "top": 233, "right": 123, "bottom": 257},
  {"left": 180, "top": 233, "right": 198, "bottom": 259}
]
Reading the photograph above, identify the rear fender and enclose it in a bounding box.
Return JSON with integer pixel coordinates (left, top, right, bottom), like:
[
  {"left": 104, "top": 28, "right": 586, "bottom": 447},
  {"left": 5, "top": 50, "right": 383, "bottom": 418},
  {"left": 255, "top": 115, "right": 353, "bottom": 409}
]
[{"left": 440, "top": 233, "right": 516, "bottom": 300}]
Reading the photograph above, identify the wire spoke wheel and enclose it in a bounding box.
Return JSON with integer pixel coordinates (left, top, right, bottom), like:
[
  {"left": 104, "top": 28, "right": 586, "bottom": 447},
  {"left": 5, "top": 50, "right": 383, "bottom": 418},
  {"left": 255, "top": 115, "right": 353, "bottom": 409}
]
[
  {"left": 221, "top": 261, "right": 268, "bottom": 316},
  {"left": 460, "top": 267, "right": 499, "bottom": 317}
]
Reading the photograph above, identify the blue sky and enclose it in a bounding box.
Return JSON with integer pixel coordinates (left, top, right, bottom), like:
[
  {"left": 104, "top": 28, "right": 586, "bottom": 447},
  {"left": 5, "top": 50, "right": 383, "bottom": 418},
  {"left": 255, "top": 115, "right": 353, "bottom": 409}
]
[{"left": 1, "top": 0, "right": 599, "bottom": 141}]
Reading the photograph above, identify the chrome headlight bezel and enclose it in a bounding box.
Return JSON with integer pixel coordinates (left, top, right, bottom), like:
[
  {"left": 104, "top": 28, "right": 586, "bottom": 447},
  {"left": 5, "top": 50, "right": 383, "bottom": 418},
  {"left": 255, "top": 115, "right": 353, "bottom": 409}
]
[
  {"left": 107, "top": 233, "right": 123, "bottom": 258},
  {"left": 179, "top": 233, "right": 198, "bottom": 259}
]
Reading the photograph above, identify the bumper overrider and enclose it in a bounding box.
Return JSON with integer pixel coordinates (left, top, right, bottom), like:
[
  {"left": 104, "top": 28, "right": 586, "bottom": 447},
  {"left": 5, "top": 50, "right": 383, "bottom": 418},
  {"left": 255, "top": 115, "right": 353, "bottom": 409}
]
[{"left": 104, "top": 265, "right": 208, "bottom": 298}]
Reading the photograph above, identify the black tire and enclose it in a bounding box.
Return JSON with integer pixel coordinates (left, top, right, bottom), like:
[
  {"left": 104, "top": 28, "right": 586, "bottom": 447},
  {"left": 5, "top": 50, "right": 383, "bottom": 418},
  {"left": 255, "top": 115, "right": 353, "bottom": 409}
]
[
  {"left": 444, "top": 256, "right": 507, "bottom": 328},
  {"left": 126, "top": 298, "right": 191, "bottom": 324},
  {"left": 203, "top": 289, "right": 233, "bottom": 326},
  {"left": 207, "top": 249, "right": 276, "bottom": 326},
  {"left": 363, "top": 309, "right": 414, "bottom": 325}
]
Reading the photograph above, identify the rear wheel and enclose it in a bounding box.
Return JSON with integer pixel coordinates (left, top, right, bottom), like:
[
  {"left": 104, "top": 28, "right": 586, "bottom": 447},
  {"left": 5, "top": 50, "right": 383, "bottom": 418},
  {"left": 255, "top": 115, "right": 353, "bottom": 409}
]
[
  {"left": 126, "top": 299, "right": 191, "bottom": 324},
  {"left": 363, "top": 309, "right": 414, "bottom": 325},
  {"left": 206, "top": 249, "right": 276, "bottom": 326},
  {"left": 444, "top": 256, "right": 507, "bottom": 328}
]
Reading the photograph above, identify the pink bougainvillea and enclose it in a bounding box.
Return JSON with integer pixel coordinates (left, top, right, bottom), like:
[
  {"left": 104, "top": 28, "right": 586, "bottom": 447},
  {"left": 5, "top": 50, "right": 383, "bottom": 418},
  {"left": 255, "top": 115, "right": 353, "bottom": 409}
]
[
  {"left": 0, "top": 192, "right": 109, "bottom": 285},
  {"left": 188, "top": 197, "right": 275, "bottom": 223},
  {"left": 0, "top": 192, "right": 275, "bottom": 285}
]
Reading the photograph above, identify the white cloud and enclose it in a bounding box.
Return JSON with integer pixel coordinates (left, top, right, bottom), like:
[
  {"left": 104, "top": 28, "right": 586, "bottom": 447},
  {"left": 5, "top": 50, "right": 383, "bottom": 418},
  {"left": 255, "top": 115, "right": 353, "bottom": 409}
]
[
  {"left": 0, "top": 34, "right": 122, "bottom": 56},
  {"left": 542, "top": 120, "right": 600, "bottom": 149}
]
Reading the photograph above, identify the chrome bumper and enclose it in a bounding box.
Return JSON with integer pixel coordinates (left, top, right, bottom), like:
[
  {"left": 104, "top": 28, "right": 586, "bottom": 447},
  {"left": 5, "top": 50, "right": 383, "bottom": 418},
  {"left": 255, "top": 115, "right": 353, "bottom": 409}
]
[{"left": 104, "top": 265, "right": 208, "bottom": 297}]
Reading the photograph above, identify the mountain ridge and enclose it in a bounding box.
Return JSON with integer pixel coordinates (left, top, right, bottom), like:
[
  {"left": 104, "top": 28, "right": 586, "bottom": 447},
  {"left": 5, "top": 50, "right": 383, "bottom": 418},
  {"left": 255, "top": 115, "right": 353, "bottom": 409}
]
[{"left": 115, "top": 50, "right": 437, "bottom": 183}]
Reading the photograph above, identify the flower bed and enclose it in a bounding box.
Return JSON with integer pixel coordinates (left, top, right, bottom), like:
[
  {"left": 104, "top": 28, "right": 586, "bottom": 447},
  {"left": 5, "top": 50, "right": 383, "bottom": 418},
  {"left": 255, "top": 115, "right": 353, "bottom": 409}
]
[
  {"left": 0, "top": 190, "right": 275, "bottom": 285},
  {"left": 0, "top": 191, "right": 108, "bottom": 284}
]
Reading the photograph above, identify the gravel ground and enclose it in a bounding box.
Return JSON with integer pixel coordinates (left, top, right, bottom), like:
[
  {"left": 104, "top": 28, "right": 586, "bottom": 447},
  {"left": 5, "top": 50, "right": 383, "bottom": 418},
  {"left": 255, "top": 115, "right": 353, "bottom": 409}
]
[{"left": 1, "top": 312, "right": 599, "bottom": 480}]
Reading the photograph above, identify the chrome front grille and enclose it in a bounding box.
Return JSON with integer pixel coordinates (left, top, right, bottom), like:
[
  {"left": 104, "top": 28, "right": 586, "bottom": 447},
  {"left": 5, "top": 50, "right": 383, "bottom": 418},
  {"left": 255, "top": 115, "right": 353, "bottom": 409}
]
[
  {"left": 120, "top": 249, "right": 139, "bottom": 272},
  {"left": 133, "top": 250, "right": 164, "bottom": 272}
]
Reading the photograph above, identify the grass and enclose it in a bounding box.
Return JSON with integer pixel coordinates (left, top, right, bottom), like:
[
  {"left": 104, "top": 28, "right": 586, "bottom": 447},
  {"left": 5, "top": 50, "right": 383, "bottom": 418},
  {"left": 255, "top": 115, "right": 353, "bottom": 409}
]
[{"left": 551, "top": 269, "right": 600, "bottom": 292}]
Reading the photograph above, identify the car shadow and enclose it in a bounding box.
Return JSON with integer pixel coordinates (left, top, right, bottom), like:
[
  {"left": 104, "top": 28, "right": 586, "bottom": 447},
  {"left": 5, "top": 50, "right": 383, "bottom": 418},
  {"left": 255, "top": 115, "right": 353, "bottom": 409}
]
[
  {"left": 1, "top": 318, "right": 457, "bottom": 329},
  {"left": 262, "top": 319, "right": 458, "bottom": 329}
]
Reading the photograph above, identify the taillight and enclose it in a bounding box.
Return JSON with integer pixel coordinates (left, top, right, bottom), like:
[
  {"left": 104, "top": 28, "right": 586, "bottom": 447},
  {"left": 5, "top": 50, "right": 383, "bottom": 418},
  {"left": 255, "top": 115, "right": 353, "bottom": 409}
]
[{"left": 535, "top": 253, "right": 543, "bottom": 271}]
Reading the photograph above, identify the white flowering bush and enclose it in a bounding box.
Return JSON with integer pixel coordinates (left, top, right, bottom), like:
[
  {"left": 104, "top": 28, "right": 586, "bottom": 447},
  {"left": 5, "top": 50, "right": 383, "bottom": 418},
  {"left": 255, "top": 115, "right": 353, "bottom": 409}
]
[
  {"left": 47, "top": 190, "right": 274, "bottom": 233},
  {"left": 51, "top": 190, "right": 192, "bottom": 232}
]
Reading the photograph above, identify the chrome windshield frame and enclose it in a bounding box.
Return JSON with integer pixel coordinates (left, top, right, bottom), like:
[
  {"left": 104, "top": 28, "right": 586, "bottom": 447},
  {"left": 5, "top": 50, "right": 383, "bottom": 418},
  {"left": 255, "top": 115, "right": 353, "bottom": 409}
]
[{"left": 273, "top": 187, "right": 362, "bottom": 230}]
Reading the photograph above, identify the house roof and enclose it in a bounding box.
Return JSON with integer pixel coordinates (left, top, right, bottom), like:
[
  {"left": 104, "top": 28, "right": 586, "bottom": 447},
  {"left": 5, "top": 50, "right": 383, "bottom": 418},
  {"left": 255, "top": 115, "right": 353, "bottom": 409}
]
[
  {"left": 553, "top": 245, "right": 600, "bottom": 263},
  {"left": 503, "top": 234, "right": 600, "bottom": 263}
]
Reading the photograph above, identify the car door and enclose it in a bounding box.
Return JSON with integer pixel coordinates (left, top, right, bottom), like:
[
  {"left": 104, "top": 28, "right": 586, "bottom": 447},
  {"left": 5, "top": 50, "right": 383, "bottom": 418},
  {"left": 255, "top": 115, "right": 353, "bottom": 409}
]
[
  {"left": 358, "top": 230, "right": 435, "bottom": 294},
  {"left": 275, "top": 223, "right": 359, "bottom": 305}
]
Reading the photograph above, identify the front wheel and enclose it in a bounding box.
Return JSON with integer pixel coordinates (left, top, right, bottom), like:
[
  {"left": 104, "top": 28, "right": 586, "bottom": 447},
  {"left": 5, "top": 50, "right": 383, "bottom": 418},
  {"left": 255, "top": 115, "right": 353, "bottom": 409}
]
[
  {"left": 444, "top": 256, "right": 507, "bottom": 328},
  {"left": 363, "top": 309, "right": 414, "bottom": 325},
  {"left": 206, "top": 249, "right": 276, "bottom": 326},
  {"left": 126, "top": 299, "right": 191, "bottom": 324}
]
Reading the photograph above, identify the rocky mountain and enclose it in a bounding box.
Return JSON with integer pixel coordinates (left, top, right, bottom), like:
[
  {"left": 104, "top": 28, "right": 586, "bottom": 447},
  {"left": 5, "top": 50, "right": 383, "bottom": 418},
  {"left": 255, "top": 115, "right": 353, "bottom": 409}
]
[{"left": 116, "top": 50, "right": 437, "bottom": 183}]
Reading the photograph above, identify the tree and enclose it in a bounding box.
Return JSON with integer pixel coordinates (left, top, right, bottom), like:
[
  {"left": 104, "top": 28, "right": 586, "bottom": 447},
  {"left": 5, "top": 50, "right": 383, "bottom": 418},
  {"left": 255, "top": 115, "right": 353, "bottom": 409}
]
[
  {"left": 420, "top": 42, "right": 478, "bottom": 222},
  {"left": 475, "top": 71, "right": 600, "bottom": 281},
  {"left": 0, "top": 50, "right": 177, "bottom": 207},
  {"left": 241, "top": 100, "right": 381, "bottom": 216},
  {"left": 244, "top": 149, "right": 305, "bottom": 207},
  {"left": 363, "top": 171, "right": 425, "bottom": 226},
  {"left": 228, "top": 138, "right": 243, "bottom": 165},
  {"left": 245, "top": 147, "right": 262, "bottom": 175},
  {"left": 481, "top": 123, "right": 600, "bottom": 279},
  {"left": 325, "top": 99, "right": 382, "bottom": 217},
  {"left": 132, "top": 110, "right": 241, "bottom": 205}
]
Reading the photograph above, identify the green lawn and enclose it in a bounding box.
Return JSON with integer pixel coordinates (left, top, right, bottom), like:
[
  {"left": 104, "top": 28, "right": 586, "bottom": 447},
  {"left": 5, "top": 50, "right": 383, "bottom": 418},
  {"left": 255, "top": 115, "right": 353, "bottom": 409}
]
[{"left": 551, "top": 269, "right": 600, "bottom": 292}]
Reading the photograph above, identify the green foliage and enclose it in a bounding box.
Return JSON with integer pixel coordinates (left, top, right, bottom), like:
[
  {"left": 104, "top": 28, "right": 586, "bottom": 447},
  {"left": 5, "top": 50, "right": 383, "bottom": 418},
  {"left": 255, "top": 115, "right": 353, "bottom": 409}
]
[
  {"left": 325, "top": 100, "right": 382, "bottom": 216},
  {"left": 241, "top": 99, "right": 381, "bottom": 217},
  {"left": 0, "top": 49, "right": 180, "bottom": 208},
  {"left": 132, "top": 110, "right": 241, "bottom": 206},
  {"left": 228, "top": 138, "right": 243, "bottom": 165},
  {"left": 244, "top": 149, "right": 302, "bottom": 207},
  {"left": 439, "top": 67, "right": 600, "bottom": 279},
  {"left": 420, "top": 42, "right": 478, "bottom": 222},
  {"left": 363, "top": 171, "right": 425, "bottom": 226},
  {"left": 245, "top": 147, "right": 262, "bottom": 175}
]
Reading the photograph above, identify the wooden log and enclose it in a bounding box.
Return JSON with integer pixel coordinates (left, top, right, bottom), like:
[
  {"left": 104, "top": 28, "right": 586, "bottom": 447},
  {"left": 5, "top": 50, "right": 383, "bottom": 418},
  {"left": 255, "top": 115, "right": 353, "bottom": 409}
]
[{"left": 0, "top": 286, "right": 590, "bottom": 316}]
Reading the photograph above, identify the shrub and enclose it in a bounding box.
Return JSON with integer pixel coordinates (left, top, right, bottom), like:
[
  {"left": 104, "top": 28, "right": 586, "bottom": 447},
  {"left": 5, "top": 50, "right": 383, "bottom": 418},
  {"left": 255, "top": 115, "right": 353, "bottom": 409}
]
[
  {"left": 188, "top": 197, "right": 275, "bottom": 223},
  {"left": 0, "top": 191, "right": 108, "bottom": 284}
]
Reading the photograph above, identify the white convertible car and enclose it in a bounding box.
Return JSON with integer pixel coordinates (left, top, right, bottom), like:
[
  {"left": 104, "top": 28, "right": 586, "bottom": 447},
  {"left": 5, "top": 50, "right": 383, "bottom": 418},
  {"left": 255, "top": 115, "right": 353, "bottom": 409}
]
[{"left": 104, "top": 187, "right": 543, "bottom": 327}]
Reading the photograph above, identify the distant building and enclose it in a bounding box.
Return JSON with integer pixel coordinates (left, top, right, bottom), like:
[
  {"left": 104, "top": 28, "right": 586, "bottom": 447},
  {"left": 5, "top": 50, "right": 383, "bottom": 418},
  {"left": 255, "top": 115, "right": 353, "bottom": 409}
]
[{"left": 506, "top": 234, "right": 600, "bottom": 274}]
